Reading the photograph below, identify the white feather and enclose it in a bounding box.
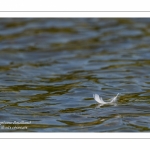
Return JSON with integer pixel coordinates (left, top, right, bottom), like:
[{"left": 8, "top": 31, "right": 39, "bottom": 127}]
[{"left": 93, "top": 93, "right": 119, "bottom": 105}]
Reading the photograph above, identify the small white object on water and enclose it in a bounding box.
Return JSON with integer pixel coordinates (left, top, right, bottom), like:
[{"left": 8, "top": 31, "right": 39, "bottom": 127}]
[{"left": 93, "top": 93, "right": 119, "bottom": 106}]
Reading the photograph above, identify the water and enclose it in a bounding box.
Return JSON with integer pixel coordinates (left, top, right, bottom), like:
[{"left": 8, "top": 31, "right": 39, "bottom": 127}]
[{"left": 0, "top": 18, "right": 150, "bottom": 132}]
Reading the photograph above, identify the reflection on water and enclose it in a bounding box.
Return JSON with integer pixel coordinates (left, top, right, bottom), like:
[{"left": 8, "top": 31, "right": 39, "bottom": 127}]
[{"left": 0, "top": 18, "right": 150, "bottom": 132}]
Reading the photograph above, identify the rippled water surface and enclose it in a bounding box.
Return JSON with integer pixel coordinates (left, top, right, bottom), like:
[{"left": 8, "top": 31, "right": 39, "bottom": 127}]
[{"left": 0, "top": 18, "right": 150, "bottom": 132}]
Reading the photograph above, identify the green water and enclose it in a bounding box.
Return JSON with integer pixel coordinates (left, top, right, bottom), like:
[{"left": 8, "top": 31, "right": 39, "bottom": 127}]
[{"left": 0, "top": 18, "right": 150, "bottom": 132}]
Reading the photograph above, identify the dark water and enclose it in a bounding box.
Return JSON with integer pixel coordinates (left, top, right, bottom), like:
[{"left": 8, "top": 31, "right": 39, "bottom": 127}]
[{"left": 0, "top": 18, "right": 150, "bottom": 132}]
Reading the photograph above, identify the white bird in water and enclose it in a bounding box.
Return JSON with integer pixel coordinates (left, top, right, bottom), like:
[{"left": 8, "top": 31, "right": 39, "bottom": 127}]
[{"left": 93, "top": 93, "right": 119, "bottom": 106}]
